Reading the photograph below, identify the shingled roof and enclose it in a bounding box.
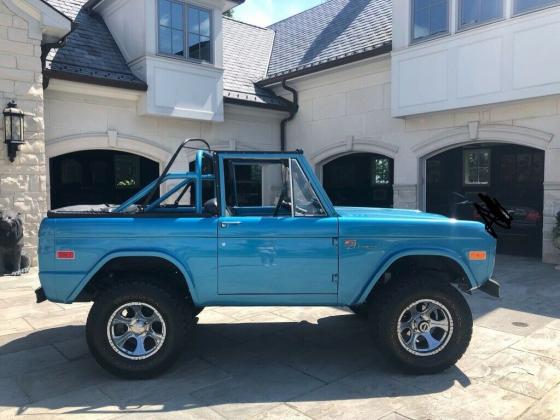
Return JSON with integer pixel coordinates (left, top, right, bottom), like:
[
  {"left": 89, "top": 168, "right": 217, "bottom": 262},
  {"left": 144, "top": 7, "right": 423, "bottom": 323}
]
[
  {"left": 222, "top": 18, "right": 290, "bottom": 109},
  {"left": 43, "top": 0, "right": 148, "bottom": 90},
  {"left": 41, "top": 0, "right": 392, "bottom": 109},
  {"left": 262, "top": 0, "right": 392, "bottom": 85}
]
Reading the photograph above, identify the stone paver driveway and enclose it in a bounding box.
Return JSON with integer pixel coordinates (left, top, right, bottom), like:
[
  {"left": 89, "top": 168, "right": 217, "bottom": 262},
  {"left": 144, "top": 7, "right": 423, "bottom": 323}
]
[{"left": 0, "top": 255, "right": 559, "bottom": 419}]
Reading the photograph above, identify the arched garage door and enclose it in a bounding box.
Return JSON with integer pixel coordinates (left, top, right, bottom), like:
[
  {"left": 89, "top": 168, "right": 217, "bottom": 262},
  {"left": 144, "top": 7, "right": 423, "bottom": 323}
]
[
  {"left": 426, "top": 143, "right": 544, "bottom": 257},
  {"left": 50, "top": 150, "right": 159, "bottom": 209},
  {"left": 323, "top": 153, "right": 394, "bottom": 208}
]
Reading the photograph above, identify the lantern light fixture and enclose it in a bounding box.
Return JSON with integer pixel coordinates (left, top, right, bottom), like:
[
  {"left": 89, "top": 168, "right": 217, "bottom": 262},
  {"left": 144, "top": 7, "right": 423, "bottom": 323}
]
[{"left": 3, "top": 101, "right": 25, "bottom": 163}]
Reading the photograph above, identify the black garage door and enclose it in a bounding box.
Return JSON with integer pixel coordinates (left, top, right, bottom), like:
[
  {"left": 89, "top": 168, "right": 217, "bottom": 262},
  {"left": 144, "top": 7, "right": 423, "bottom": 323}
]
[
  {"left": 323, "top": 153, "right": 394, "bottom": 208},
  {"left": 50, "top": 150, "right": 159, "bottom": 209},
  {"left": 426, "top": 144, "right": 544, "bottom": 257}
]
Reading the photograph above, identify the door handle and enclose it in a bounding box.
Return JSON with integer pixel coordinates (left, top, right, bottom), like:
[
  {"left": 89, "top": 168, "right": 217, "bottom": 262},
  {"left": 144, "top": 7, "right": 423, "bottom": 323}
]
[{"left": 221, "top": 221, "right": 242, "bottom": 228}]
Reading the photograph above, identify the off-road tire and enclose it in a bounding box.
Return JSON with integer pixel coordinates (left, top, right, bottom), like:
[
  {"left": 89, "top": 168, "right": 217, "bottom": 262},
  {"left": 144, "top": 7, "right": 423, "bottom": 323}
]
[
  {"left": 86, "top": 279, "right": 193, "bottom": 379},
  {"left": 349, "top": 304, "right": 368, "bottom": 318},
  {"left": 369, "top": 275, "right": 472, "bottom": 374}
]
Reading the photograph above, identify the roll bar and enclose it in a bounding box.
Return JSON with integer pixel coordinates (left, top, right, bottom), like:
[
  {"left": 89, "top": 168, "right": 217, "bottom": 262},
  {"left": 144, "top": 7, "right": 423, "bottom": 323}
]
[{"left": 142, "top": 139, "right": 212, "bottom": 208}]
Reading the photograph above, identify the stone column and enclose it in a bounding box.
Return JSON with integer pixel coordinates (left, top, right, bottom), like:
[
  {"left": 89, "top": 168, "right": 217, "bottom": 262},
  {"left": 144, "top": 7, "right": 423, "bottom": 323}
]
[
  {"left": 393, "top": 184, "right": 418, "bottom": 209},
  {"left": 0, "top": 0, "right": 47, "bottom": 265}
]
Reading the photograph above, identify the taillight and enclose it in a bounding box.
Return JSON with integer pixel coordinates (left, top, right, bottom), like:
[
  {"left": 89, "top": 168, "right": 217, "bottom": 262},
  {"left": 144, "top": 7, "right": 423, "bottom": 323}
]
[{"left": 56, "top": 250, "right": 75, "bottom": 260}]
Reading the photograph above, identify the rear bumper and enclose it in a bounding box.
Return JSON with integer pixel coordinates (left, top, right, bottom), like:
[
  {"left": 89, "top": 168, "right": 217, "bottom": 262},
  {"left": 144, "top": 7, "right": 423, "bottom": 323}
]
[
  {"left": 35, "top": 287, "right": 47, "bottom": 303},
  {"left": 478, "top": 278, "right": 500, "bottom": 298}
]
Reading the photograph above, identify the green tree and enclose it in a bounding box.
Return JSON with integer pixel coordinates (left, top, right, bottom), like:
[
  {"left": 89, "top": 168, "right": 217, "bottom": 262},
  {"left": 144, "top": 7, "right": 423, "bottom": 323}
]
[{"left": 223, "top": 9, "right": 234, "bottom": 18}]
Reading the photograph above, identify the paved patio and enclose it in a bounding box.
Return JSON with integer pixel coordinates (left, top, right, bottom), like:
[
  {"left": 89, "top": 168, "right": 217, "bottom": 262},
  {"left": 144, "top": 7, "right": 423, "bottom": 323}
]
[{"left": 0, "top": 255, "right": 559, "bottom": 419}]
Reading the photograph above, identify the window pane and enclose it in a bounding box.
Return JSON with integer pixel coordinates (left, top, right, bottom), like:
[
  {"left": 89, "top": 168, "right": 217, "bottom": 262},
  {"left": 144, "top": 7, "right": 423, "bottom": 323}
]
[
  {"left": 460, "top": 0, "right": 478, "bottom": 26},
  {"left": 373, "top": 158, "right": 390, "bottom": 185},
  {"left": 159, "top": 0, "right": 171, "bottom": 27},
  {"left": 172, "top": 29, "right": 184, "bottom": 56},
  {"left": 200, "top": 36, "right": 211, "bottom": 62},
  {"left": 171, "top": 2, "right": 183, "bottom": 30},
  {"left": 430, "top": 2, "right": 448, "bottom": 34},
  {"left": 188, "top": 7, "right": 200, "bottom": 34},
  {"left": 464, "top": 150, "right": 490, "bottom": 185},
  {"left": 461, "top": 0, "right": 501, "bottom": 27},
  {"left": 416, "top": 0, "right": 430, "bottom": 9},
  {"left": 188, "top": 33, "right": 200, "bottom": 59},
  {"left": 515, "top": 0, "right": 560, "bottom": 13},
  {"left": 413, "top": 7, "right": 430, "bottom": 39},
  {"left": 159, "top": 26, "right": 172, "bottom": 54},
  {"left": 481, "top": 0, "right": 502, "bottom": 21},
  {"left": 199, "top": 10, "right": 210, "bottom": 36},
  {"left": 291, "top": 160, "right": 325, "bottom": 217},
  {"left": 225, "top": 160, "right": 291, "bottom": 216}
]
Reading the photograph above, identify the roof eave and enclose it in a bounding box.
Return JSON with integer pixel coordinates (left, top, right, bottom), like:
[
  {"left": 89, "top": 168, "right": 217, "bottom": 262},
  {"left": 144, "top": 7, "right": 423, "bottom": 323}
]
[
  {"left": 45, "top": 69, "right": 148, "bottom": 91},
  {"left": 258, "top": 42, "right": 392, "bottom": 87},
  {"left": 224, "top": 96, "right": 291, "bottom": 112}
]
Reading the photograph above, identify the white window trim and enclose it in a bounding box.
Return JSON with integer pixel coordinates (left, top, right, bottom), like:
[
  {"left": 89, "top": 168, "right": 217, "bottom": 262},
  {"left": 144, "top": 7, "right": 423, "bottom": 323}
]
[
  {"left": 457, "top": 0, "right": 505, "bottom": 32},
  {"left": 157, "top": 0, "right": 214, "bottom": 65},
  {"left": 410, "top": 0, "right": 451, "bottom": 45}
]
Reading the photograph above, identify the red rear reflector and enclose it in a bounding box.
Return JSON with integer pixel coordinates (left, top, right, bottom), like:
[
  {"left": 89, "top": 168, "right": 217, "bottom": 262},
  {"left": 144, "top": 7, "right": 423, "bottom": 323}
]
[{"left": 56, "top": 250, "right": 75, "bottom": 260}]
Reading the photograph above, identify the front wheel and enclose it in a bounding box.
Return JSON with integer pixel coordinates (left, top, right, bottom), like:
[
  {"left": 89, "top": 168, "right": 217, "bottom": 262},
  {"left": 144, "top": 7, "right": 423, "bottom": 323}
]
[
  {"left": 86, "top": 280, "right": 193, "bottom": 379},
  {"left": 370, "top": 276, "right": 472, "bottom": 374}
]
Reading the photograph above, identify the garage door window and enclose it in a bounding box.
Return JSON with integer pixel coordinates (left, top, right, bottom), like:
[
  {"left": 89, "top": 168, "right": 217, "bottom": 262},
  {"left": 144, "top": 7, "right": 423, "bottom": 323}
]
[{"left": 464, "top": 149, "right": 490, "bottom": 186}]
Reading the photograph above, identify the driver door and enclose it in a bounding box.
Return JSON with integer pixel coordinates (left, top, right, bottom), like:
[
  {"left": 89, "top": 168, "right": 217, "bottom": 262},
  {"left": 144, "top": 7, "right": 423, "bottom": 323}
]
[{"left": 217, "top": 156, "right": 338, "bottom": 299}]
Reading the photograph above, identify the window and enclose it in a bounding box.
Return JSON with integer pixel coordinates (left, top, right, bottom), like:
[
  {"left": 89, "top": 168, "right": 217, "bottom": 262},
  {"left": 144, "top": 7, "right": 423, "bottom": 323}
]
[
  {"left": 459, "top": 0, "right": 502, "bottom": 29},
  {"left": 463, "top": 149, "right": 490, "bottom": 185},
  {"left": 188, "top": 6, "right": 212, "bottom": 62},
  {"left": 412, "top": 0, "right": 449, "bottom": 42},
  {"left": 291, "top": 160, "right": 326, "bottom": 217},
  {"left": 224, "top": 158, "right": 326, "bottom": 217},
  {"left": 372, "top": 158, "right": 391, "bottom": 185},
  {"left": 514, "top": 0, "right": 560, "bottom": 14},
  {"left": 158, "top": 0, "right": 184, "bottom": 57},
  {"left": 158, "top": 1, "right": 212, "bottom": 63}
]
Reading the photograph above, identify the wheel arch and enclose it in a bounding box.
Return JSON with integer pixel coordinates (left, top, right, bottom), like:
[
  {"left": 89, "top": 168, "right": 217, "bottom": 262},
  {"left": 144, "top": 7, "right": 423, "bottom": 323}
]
[
  {"left": 69, "top": 251, "right": 198, "bottom": 303},
  {"left": 356, "top": 249, "right": 476, "bottom": 304}
]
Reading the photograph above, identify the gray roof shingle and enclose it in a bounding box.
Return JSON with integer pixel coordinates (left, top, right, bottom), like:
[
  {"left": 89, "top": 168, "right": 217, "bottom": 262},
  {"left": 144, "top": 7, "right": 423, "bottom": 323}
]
[
  {"left": 222, "top": 17, "right": 289, "bottom": 109},
  {"left": 44, "top": 0, "right": 147, "bottom": 90},
  {"left": 264, "top": 0, "right": 392, "bottom": 82}
]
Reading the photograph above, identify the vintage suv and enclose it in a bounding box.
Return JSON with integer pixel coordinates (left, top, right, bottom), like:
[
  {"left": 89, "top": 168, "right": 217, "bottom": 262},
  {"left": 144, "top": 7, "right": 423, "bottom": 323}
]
[{"left": 37, "top": 139, "right": 499, "bottom": 379}]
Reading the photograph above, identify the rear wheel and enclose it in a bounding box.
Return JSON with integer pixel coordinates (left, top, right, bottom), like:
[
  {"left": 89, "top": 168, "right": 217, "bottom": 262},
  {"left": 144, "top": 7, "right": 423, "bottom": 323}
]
[
  {"left": 86, "top": 280, "right": 193, "bottom": 379},
  {"left": 370, "top": 276, "right": 472, "bottom": 374},
  {"left": 349, "top": 304, "right": 368, "bottom": 318}
]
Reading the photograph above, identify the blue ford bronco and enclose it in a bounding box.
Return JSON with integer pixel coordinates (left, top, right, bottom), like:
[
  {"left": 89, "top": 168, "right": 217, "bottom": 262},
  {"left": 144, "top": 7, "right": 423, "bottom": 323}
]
[{"left": 36, "top": 139, "right": 500, "bottom": 379}]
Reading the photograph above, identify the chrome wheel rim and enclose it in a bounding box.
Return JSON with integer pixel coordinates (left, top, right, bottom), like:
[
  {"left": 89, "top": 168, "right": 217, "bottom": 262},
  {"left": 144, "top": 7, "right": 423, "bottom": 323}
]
[
  {"left": 107, "top": 302, "right": 166, "bottom": 360},
  {"left": 397, "top": 299, "right": 454, "bottom": 356}
]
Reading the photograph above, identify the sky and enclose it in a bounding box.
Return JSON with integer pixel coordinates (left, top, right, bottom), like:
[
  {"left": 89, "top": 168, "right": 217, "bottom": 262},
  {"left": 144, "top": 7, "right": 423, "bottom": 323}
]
[{"left": 232, "top": 0, "right": 327, "bottom": 27}]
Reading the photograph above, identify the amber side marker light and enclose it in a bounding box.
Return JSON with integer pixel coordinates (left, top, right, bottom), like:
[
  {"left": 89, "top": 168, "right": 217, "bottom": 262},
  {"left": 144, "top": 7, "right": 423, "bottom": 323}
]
[{"left": 469, "top": 251, "right": 487, "bottom": 261}]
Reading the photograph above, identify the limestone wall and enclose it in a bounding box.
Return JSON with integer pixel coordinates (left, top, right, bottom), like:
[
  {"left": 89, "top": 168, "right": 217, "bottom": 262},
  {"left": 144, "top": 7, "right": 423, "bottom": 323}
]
[{"left": 0, "top": 0, "right": 47, "bottom": 264}]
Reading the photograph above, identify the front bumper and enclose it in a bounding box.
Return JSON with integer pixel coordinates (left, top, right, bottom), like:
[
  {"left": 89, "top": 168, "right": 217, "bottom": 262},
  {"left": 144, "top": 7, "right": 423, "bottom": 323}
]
[{"left": 478, "top": 278, "right": 500, "bottom": 298}]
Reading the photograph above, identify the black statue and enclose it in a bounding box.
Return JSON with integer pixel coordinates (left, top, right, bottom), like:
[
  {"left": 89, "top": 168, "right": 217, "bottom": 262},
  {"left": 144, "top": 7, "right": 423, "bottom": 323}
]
[{"left": 0, "top": 210, "right": 30, "bottom": 276}]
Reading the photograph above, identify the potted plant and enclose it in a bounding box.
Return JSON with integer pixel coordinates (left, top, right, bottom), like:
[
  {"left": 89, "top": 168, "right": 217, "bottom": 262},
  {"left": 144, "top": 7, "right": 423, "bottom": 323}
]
[{"left": 554, "top": 211, "right": 560, "bottom": 250}]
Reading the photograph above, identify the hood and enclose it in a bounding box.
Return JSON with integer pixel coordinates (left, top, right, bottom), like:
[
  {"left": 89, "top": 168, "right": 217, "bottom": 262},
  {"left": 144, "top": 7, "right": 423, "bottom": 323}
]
[{"left": 335, "top": 207, "right": 450, "bottom": 220}]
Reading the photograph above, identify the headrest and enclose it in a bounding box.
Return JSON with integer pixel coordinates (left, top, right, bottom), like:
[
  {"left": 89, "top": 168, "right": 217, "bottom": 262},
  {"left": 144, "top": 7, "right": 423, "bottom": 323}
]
[{"left": 204, "top": 198, "right": 219, "bottom": 216}]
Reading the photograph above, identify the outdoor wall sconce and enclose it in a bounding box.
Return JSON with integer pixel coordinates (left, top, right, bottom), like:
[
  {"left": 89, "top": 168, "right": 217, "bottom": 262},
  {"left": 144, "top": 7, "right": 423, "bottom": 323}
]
[{"left": 3, "top": 101, "right": 25, "bottom": 163}]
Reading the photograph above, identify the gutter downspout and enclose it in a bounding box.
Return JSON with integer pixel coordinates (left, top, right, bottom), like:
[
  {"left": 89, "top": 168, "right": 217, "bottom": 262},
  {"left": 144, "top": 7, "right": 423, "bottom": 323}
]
[
  {"left": 280, "top": 79, "right": 299, "bottom": 152},
  {"left": 41, "top": 21, "right": 79, "bottom": 89}
]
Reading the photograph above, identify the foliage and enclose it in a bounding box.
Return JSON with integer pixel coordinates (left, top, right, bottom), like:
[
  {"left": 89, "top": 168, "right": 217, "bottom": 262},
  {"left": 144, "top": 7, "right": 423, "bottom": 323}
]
[
  {"left": 223, "top": 9, "right": 234, "bottom": 18},
  {"left": 554, "top": 211, "right": 560, "bottom": 248}
]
